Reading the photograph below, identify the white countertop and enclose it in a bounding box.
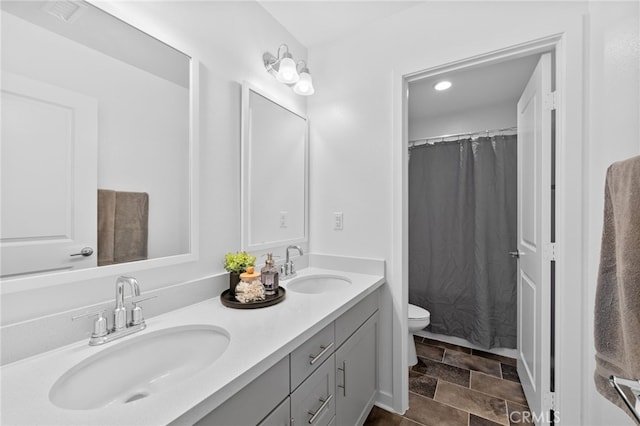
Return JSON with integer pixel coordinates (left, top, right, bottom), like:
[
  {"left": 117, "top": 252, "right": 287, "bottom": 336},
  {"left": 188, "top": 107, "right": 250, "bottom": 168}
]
[{"left": 0, "top": 267, "right": 384, "bottom": 426}]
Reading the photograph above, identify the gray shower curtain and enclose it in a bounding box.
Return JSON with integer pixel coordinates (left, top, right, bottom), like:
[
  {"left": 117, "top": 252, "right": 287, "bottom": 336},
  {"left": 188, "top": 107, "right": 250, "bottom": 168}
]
[{"left": 408, "top": 135, "right": 517, "bottom": 349}]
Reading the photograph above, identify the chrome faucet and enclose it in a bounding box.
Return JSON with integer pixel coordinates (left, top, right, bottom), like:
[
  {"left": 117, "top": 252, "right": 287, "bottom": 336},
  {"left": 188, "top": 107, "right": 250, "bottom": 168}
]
[
  {"left": 73, "top": 275, "right": 155, "bottom": 346},
  {"left": 281, "top": 245, "right": 303, "bottom": 278},
  {"left": 115, "top": 276, "right": 140, "bottom": 330}
]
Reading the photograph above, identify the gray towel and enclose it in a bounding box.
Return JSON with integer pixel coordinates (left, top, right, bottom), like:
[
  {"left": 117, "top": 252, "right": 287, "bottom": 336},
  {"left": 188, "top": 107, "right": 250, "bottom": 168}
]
[
  {"left": 594, "top": 155, "right": 640, "bottom": 421},
  {"left": 97, "top": 189, "right": 149, "bottom": 266},
  {"left": 97, "top": 189, "right": 116, "bottom": 266},
  {"left": 113, "top": 191, "right": 149, "bottom": 264}
]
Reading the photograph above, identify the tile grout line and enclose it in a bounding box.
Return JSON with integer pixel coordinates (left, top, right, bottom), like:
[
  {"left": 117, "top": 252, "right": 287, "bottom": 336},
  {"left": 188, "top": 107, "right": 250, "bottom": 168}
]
[
  {"left": 415, "top": 383, "right": 477, "bottom": 424},
  {"left": 409, "top": 390, "right": 472, "bottom": 426},
  {"left": 469, "top": 370, "right": 530, "bottom": 408},
  {"left": 414, "top": 355, "right": 473, "bottom": 389},
  {"left": 412, "top": 387, "right": 503, "bottom": 426},
  {"left": 405, "top": 391, "right": 435, "bottom": 426},
  {"left": 415, "top": 356, "right": 528, "bottom": 408},
  {"left": 434, "top": 379, "right": 512, "bottom": 426},
  {"left": 436, "top": 350, "right": 504, "bottom": 380}
]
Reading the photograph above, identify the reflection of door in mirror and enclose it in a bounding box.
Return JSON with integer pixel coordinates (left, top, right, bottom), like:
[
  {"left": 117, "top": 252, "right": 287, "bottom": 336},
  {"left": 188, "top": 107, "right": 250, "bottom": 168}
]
[
  {"left": 1, "top": 1, "right": 191, "bottom": 278},
  {"left": 1, "top": 73, "right": 98, "bottom": 277}
]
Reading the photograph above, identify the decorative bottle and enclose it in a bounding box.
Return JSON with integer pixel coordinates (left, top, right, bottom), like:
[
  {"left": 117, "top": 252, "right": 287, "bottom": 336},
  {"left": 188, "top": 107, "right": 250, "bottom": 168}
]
[{"left": 261, "top": 253, "right": 279, "bottom": 296}]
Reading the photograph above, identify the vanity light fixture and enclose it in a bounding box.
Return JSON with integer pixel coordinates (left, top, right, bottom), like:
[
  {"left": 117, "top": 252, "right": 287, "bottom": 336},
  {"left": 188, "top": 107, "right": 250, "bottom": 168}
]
[
  {"left": 293, "top": 61, "right": 315, "bottom": 96},
  {"left": 434, "top": 80, "right": 452, "bottom": 91},
  {"left": 264, "top": 44, "right": 315, "bottom": 96}
]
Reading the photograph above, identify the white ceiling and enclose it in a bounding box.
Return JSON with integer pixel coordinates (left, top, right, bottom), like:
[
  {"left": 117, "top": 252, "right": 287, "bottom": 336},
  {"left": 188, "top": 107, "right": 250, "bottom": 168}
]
[
  {"left": 408, "top": 55, "right": 541, "bottom": 122},
  {"left": 257, "top": 1, "right": 422, "bottom": 48},
  {"left": 256, "top": 1, "right": 540, "bottom": 128}
]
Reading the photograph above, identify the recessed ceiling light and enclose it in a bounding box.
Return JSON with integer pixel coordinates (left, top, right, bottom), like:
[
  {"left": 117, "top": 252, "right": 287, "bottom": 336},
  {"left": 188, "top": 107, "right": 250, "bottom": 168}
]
[{"left": 434, "top": 80, "right": 452, "bottom": 91}]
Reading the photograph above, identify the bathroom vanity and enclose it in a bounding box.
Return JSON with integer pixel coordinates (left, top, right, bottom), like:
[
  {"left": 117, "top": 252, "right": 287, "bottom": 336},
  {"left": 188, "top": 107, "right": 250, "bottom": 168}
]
[
  {"left": 189, "top": 289, "right": 379, "bottom": 426},
  {"left": 0, "top": 267, "right": 384, "bottom": 425}
]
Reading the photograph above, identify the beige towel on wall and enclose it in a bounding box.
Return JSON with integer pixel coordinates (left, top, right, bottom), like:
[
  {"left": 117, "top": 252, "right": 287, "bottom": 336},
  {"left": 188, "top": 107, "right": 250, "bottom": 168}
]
[
  {"left": 594, "top": 155, "right": 640, "bottom": 421},
  {"left": 97, "top": 189, "right": 149, "bottom": 266}
]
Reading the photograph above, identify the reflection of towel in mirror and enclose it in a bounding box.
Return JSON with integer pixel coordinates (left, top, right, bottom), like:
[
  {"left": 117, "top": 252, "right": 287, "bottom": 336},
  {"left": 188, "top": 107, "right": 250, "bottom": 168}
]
[
  {"left": 114, "top": 191, "right": 149, "bottom": 264},
  {"left": 97, "top": 189, "right": 149, "bottom": 266},
  {"left": 594, "top": 155, "right": 640, "bottom": 421},
  {"left": 97, "top": 189, "right": 116, "bottom": 266}
]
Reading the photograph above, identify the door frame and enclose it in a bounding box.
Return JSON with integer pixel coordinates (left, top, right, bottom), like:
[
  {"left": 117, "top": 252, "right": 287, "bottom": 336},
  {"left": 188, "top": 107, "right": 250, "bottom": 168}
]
[{"left": 392, "top": 34, "right": 584, "bottom": 422}]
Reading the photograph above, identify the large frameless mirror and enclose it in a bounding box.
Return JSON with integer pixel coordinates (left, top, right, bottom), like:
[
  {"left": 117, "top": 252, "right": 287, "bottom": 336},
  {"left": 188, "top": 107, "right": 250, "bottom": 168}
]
[{"left": 1, "top": 0, "right": 197, "bottom": 285}]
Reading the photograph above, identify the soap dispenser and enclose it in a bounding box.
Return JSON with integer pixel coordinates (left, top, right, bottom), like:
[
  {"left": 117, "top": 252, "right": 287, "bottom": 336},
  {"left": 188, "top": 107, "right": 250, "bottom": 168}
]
[{"left": 261, "top": 253, "right": 279, "bottom": 296}]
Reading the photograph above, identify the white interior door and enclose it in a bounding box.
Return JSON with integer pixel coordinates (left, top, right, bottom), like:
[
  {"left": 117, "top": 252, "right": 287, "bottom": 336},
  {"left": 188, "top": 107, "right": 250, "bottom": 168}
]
[
  {"left": 516, "top": 52, "right": 554, "bottom": 423},
  {"left": 1, "top": 72, "right": 97, "bottom": 277}
]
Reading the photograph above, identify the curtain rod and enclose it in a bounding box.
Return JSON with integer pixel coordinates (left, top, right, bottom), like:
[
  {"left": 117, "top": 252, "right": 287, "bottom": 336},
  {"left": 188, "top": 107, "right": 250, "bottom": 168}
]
[{"left": 408, "top": 126, "right": 517, "bottom": 150}]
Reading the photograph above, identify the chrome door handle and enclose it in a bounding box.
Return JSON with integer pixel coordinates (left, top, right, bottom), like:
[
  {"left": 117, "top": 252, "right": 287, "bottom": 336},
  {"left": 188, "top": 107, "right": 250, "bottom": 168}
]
[
  {"left": 509, "top": 251, "right": 523, "bottom": 258},
  {"left": 338, "top": 360, "right": 347, "bottom": 396},
  {"left": 70, "top": 247, "right": 94, "bottom": 257}
]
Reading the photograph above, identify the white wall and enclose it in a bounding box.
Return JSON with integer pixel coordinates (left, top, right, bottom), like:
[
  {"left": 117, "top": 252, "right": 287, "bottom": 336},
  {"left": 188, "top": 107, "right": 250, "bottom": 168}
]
[
  {"left": 409, "top": 99, "right": 516, "bottom": 141},
  {"left": 307, "top": 0, "right": 589, "bottom": 418},
  {"left": 584, "top": 2, "right": 640, "bottom": 425},
  {"left": 1, "top": 1, "right": 307, "bottom": 356}
]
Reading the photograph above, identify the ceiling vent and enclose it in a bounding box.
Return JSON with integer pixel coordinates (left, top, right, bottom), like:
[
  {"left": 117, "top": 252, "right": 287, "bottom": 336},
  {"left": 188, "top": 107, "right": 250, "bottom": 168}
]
[{"left": 42, "top": 0, "right": 86, "bottom": 23}]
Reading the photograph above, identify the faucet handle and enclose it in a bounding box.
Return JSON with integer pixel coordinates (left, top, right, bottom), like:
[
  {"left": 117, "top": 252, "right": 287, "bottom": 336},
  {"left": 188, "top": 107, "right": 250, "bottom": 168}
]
[
  {"left": 72, "top": 309, "right": 108, "bottom": 338},
  {"left": 130, "top": 295, "right": 157, "bottom": 326}
]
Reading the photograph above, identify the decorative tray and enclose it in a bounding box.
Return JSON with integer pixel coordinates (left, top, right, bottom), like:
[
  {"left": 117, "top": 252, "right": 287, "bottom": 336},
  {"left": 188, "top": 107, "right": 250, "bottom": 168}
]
[{"left": 220, "top": 287, "right": 286, "bottom": 309}]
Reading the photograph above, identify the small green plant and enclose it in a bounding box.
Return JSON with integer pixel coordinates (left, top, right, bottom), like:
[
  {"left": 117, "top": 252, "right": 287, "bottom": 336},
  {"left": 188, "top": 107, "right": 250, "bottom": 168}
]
[{"left": 223, "top": 251, "right": 256, "bottom": 273}]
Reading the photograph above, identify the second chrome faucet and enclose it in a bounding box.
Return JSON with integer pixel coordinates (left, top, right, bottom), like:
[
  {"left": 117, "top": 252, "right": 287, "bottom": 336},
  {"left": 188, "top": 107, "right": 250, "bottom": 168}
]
[{"left": 280, "top": 245, "right": 304, "bottom": 279}]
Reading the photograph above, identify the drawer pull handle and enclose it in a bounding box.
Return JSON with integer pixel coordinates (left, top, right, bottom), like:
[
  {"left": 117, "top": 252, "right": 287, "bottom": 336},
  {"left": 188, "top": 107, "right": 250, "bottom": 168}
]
[
  {"left": 338, "top": 360, "right": 347, "bottom": 396},
  {"left": 307, "top": 394, "right": 333, "bottom": 424},
  {"left": 309, "top": 342, "right": 334, "bottom": 365}
]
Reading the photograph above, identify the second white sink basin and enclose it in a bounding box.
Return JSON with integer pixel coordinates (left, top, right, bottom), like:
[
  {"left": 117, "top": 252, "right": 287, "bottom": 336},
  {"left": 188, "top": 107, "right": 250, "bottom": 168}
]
[
  {"left": 49, "top": 324, "right": 230, "bottom": 410},
  {"left": 286, "top": 274, "right": 351, "bottom": 294}
]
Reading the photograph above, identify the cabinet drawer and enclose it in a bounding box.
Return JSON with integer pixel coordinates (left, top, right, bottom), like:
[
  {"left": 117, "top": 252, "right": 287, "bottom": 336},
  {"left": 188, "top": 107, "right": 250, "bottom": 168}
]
[
  {"left": 291, "top": 322, "right": 335, "bottom": 391},
  {"left": 258, "top": 396, "right": 290, "bottom": 426},
  {"left": 194, "top": 356, "right": 289, "bottom": 426},
  {"left": 291, "top": 354, "right": 336, "bottom": 426},
  {"left": 335, "top": 291, "right": 378, "bottom": 348}
]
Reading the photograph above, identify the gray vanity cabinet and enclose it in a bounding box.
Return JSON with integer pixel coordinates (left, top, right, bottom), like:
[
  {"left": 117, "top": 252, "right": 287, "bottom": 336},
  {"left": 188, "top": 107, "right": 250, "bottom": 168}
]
[
  {"left": 190, "top": 289, "right": 379, "bottom": 426},
  {"left": 335, "top": 311, "right": 379, "bottom": 426}
]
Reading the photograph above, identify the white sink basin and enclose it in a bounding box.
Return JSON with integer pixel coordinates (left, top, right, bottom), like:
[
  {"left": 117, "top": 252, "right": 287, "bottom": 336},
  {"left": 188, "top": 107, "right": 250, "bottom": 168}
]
[
  {"left": 49, "top": 324, "right": 230, "bottom": 410},
  {"left": 286, "top": 274, "right": 351, "bottom": 294}
]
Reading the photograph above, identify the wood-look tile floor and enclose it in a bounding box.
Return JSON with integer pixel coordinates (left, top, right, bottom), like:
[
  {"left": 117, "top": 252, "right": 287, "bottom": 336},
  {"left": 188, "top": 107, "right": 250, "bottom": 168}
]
[{"left": 364, "top": 337, "right": 532, "bottom": 426}]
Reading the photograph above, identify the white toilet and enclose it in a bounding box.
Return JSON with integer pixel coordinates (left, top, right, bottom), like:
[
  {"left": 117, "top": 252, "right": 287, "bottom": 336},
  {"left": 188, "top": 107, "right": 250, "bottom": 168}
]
[{"left": 408, "top": 304, "right": 431, "bottom": 366}]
